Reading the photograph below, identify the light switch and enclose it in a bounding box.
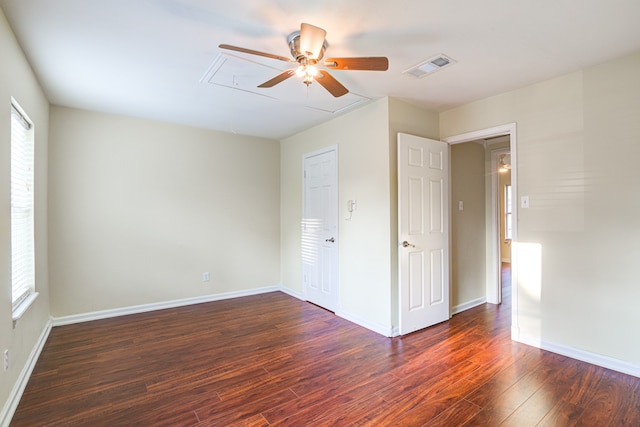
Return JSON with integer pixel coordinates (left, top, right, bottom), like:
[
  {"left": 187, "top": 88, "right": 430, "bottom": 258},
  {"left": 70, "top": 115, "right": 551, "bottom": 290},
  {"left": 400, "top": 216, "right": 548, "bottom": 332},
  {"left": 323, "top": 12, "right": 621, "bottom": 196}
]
[
  {"left": 521, "top": 196, "right": 530, "bottom": 209},
  {"left": 458, "top": 201, "right": 464, "bottom": 211}
]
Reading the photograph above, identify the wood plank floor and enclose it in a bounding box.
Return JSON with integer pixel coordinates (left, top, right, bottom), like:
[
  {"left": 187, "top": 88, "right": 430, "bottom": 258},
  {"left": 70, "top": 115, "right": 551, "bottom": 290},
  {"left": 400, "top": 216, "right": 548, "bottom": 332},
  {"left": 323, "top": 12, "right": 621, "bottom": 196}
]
[{"left": 11, "top": 267, "right": 640, "bottom": 426}]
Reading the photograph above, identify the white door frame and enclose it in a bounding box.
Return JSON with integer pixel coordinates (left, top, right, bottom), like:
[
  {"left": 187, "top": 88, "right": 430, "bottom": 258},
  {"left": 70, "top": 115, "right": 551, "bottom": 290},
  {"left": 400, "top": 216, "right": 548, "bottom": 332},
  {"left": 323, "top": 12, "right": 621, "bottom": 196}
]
[{"left": 443, "top": 123, "right": 519, "bottom": 339}]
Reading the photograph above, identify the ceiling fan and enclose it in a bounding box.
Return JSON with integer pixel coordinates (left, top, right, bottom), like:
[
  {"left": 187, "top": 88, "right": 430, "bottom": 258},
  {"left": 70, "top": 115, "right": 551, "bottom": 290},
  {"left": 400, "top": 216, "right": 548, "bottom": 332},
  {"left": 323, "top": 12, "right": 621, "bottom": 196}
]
[{"left": 219, "top": 23, "right": 388, "bottom": 97}]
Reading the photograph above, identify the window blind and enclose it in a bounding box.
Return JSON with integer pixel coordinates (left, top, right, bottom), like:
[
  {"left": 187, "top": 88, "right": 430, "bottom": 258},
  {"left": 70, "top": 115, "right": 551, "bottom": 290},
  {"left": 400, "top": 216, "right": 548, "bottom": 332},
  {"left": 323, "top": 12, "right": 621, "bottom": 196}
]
[{"left": 11, "top": 103, "right": 35, "bottom": 310}]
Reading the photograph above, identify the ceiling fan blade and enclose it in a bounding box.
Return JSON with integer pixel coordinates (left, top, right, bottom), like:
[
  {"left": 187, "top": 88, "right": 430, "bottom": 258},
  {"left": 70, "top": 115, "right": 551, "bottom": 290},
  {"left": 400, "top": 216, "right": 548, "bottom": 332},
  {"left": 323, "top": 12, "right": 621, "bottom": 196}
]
[
  {"left": 315, "top": 71, "right": 349, "bottom": 97},
  {"left": 324, "top": 57, "right": 389, "bottom": 71},
  {"left": 258, "top": 69, "right": 296, "bottom": 88},
  {"left": 219, "top": 44, "right": 292, "bottom": 63},
  {"left": 300, "top": 23, "right": 327, "bottom": 59}
]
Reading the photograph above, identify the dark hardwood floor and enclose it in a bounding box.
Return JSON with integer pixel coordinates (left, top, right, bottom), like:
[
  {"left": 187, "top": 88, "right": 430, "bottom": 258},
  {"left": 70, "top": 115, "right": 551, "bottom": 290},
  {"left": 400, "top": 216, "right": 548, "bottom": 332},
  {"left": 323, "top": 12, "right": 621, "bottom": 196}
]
[{"left": 11, "top": 266, "right": 640, "bottom": 426}]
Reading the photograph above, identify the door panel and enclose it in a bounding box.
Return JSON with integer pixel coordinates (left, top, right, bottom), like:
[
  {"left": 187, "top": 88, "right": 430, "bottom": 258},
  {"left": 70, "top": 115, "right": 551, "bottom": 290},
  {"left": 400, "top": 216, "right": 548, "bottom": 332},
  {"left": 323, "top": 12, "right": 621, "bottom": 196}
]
[
  {"left": 409, "top": 177, "right": 424, "bottom": 234},
  {"left": 430, "top": 178, "right": 444, "bottom": 232},
  {"left": 430, "top": 248, "right": 444, "bottom": 304},
  {"left": 399, "top": 133, "right": 450, "bottom": 335},
  {"left": 409, "top": 251, "right": 425, "bottom": 311}
]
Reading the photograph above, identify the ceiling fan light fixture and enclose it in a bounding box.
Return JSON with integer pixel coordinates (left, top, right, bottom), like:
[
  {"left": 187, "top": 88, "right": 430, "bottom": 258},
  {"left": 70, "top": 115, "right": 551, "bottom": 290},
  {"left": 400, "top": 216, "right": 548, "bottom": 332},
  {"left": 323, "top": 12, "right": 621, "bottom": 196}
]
[
  {"left": 295, "top": 64, "right": 318, "bottom": 77},
  {"left": 296, "top": 64, "right": 319, "bottom": 85},
  {"left": 307, "top": 65, "right": 318, "bottom": 76}
]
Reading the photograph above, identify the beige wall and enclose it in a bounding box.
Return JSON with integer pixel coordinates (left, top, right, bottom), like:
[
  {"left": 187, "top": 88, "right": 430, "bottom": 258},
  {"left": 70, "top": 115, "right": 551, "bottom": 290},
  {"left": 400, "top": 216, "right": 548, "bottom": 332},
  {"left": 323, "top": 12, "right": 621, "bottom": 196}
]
[
  {"left": 441, "top": 52, "right": 640, "bottom": 366},
  {"left": 280, "top": 97, "right": 439, "bottom": 333},
  {"left": 388, "top": 98, "right": 440, "bottom": 325},
  {"left": 281, "top": 98, "right": 393, "bottom": 332},
  {"left": 0, "top": 9, "right": 50, "bottom": 420},
  {"left": 48, "top": 106, "right": 280, "bottom": 317},
  {"left": 451, "top": 142, "right": 486, "bottom": 308}
]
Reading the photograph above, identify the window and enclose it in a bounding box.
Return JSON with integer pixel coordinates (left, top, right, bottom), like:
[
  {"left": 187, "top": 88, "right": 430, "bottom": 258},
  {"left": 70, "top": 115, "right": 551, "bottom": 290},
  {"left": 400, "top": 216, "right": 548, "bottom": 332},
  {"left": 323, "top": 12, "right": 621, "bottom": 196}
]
[
  {"left": 11, "top": 100, "right": 36, "bottom": 315},
  {"left": 504, "top": 184, "right": 512, "bottom": 240}
]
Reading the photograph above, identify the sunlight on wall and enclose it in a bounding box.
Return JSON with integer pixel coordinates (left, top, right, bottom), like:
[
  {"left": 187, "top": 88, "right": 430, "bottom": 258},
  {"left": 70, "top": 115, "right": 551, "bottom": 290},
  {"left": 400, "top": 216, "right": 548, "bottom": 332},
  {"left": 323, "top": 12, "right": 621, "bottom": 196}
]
[
  {"left": 514, "top": 241, "right": 542, "bottom": 344},
  {"left": 517, "top": 242, "right": 542, "bottom": 301},
  {"left": 301, "top": 218, "right": 322, "bottom": 265}
]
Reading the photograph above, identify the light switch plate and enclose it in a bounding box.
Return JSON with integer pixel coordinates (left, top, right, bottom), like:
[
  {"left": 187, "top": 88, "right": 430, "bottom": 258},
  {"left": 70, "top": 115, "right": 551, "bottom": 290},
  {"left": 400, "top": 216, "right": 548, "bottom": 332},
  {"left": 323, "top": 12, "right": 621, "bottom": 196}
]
[{"left": 521, "top": 196, "right": 530, "bottom": 209}]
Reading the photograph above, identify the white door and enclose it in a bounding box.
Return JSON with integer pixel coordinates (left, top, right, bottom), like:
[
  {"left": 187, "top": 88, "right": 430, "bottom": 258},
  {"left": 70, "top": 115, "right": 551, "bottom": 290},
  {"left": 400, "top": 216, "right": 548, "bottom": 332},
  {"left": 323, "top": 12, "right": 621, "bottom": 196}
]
[
  {"left": 398, "top": 133, "right": 450, "bottom": 335},
  {"left": 302, "top": 148, "right": 338, "bottom": 311}
]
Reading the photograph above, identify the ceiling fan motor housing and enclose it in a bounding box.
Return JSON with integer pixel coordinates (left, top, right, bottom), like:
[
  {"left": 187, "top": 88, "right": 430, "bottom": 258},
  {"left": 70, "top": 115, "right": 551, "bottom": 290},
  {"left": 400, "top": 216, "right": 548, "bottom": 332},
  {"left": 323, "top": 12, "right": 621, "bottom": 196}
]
[{"left": 287, "top": 31, "right": 328, "bottom": 64}]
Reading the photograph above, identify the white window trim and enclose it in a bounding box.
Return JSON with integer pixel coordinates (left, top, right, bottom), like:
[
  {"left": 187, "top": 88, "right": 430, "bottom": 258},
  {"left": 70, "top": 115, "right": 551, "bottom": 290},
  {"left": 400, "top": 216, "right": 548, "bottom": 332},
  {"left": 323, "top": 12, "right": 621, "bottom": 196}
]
[
  {"left": 10, "top": 97, "right": 37, "bottom": 324},
  {"left": 12, "top": 292, "right": 39, "bottom": 324},
  {"left": 505, "top": 184, "right": 513, "bottom": 241}
]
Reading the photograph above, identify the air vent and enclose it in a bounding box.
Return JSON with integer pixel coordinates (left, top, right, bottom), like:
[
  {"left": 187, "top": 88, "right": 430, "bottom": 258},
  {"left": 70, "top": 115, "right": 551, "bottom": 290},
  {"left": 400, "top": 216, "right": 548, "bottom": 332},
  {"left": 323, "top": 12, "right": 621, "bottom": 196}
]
[{"left": 403, "top": 54, "right": 456, "bottom": 78}]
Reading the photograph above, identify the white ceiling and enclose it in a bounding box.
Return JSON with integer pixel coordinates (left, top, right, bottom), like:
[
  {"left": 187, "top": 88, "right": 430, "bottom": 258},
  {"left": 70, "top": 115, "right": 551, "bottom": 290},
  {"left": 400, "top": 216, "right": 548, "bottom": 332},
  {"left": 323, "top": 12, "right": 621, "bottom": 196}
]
[{"left": 2, "top": 0, "right": 640, "bottom": 140}]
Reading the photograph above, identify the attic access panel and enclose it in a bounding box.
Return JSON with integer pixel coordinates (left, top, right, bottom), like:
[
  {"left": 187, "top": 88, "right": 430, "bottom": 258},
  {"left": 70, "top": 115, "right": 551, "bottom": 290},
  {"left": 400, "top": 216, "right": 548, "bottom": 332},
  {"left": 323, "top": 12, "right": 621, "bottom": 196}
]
[{"left": 202, "top": 53, "right": 370, "bottom": 114}]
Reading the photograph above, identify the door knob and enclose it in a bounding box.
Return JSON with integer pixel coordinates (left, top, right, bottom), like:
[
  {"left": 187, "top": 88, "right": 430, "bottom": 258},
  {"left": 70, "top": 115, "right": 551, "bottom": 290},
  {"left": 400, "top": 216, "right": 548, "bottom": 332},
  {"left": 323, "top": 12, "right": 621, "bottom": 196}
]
[
  {"left": 402, "top": 240, "right": 415, "bottom": 248},
  {"left": 326, "top": 237, "right": 335, "bottom": 243}
]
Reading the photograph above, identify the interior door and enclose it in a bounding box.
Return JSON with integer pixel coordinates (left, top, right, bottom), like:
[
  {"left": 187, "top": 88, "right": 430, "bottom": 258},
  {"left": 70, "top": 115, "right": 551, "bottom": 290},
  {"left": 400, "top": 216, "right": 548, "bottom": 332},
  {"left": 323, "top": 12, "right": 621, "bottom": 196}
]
[
  {"left": 302, "top": 147, "right": 338, "bottom": 311},
  {"left": 398, "top": 133, "right": 450, "bottom": 335}
]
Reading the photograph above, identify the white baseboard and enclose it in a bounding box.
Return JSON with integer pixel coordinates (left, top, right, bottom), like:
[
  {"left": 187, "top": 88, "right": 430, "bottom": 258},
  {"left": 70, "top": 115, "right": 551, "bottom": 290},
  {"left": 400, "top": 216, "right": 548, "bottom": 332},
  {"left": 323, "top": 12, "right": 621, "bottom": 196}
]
[
  {"left": 4, "top": 285, "right": 303, "bottom": 426},
  {"left": 280, "top": 288, "right": 394, "bottom": 337},
  {"left": 452, "top": 296, "right": 487, "bottom": 315},
  {"left": 1, "top": 319, "right": 52, "bottom": 427},
  {"left": 337, "top": 296, "right": 490, "bottom": 338},
  {"left": 278, "top": 286, "right": 305, "bottom": 301},
  {"left": 98, "top": 289, "right": 633, "bottom": 379},
  {"left": 514, "top": 332, "right": 640, "bottom": 379},
  {"left": 335, "top": 309, "right": 394, "bottom": 337},
  {"left": 6, "top": 289, "right": 638, "bottom": 427},
  {"left": 52, "top": 286, "right": 282, "bottom": 326}
]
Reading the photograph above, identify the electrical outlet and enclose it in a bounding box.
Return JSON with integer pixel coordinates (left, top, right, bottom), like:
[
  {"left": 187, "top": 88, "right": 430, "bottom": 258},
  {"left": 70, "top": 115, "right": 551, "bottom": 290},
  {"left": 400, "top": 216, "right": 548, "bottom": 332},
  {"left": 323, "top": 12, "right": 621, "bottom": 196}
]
[
  {"left": 3, "top": 349, "right": 8, "bottom": 371},
  {"left": 202, "top": 272, "right": 210, "bottom": 282}
]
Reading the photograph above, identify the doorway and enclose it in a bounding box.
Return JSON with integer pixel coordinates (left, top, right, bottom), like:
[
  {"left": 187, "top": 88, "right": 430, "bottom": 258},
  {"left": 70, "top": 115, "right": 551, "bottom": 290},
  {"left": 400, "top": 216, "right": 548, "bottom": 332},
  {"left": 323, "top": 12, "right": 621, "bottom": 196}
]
[
  {"left": 493, "top": 147, "right": 512, "bottom": 304},
  {"left": 444, "top": 124, "right": 518, "bottom": 335}
]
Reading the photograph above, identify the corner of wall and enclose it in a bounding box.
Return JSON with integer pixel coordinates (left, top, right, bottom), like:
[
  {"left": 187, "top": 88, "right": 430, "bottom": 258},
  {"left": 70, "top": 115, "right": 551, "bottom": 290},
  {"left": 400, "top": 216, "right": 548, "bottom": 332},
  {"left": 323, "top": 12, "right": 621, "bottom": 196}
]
[{"left": 1, "top": 8, "right": 52, "bottom": 424}]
